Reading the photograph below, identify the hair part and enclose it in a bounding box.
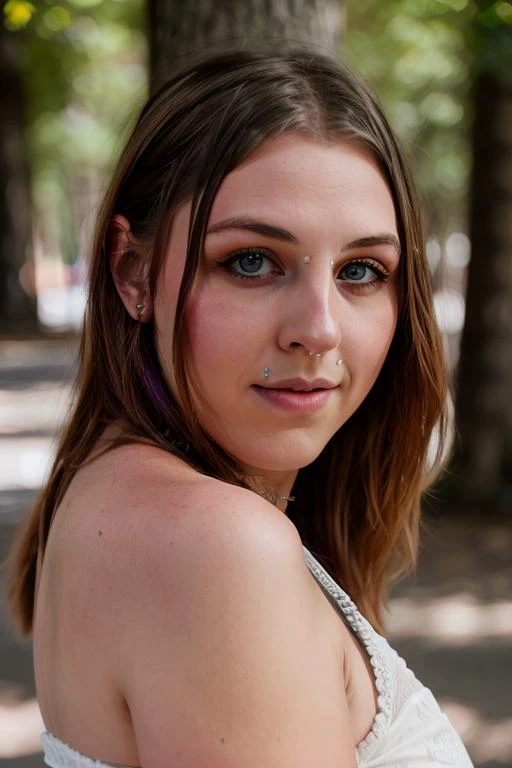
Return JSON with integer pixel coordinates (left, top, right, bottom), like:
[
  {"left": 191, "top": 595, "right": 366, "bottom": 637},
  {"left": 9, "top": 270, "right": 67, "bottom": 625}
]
[{"left": 7, "top": 46, "right": 448, "bottom": 636}]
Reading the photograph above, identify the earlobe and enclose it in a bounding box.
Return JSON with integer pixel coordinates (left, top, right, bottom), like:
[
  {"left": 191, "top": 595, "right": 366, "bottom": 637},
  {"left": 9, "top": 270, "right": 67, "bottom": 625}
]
[{"left": 109, "top": 214, "right": 153, "bottom": 322}]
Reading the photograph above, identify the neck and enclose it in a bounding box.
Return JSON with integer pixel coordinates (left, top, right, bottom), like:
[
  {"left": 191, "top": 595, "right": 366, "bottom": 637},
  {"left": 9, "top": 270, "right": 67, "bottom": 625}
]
[{"left": 241, "top": 467, "right": 298, "bottom": 514}]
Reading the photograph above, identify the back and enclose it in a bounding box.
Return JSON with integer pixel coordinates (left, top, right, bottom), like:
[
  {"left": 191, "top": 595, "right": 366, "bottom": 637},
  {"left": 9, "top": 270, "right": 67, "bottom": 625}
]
[{"left": 33, "top": 443, "right": 357, "bottom": 767}]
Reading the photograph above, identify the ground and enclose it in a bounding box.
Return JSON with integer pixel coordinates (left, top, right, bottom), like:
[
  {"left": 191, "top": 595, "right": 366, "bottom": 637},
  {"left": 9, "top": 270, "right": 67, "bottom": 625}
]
[{"left": 0, "top": 338, "right": 510, "bottom": 767}]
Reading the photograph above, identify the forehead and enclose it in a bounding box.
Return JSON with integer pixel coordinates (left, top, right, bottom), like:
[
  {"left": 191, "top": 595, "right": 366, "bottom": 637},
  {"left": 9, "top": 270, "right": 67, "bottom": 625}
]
[{"left": 208, "top": 134, "right": 397, "bottom": 236}]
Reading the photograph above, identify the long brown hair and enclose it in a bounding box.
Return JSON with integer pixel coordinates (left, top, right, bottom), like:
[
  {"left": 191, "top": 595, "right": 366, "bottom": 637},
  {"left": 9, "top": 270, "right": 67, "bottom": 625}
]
[{"left": 7, "top": 47, "right": 448, "bottom": 635}]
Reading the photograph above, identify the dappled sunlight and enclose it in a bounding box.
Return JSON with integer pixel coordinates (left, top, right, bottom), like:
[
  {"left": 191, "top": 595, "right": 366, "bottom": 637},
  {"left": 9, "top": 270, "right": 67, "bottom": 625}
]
[
  {"left": 0, "top": 689, "right": 43, "bottom": 758},
  {"left": 0, "top": 383, "right": 69, "bottom": 440},
  {"left": 0, "top": 341, "right": 75, "bottom": 498},
  {"left": 389, "top": 594, "right": 512, "bottom": 643},
  {"left": 387, "top": 583, "right": 512, "bottom": 765},
  {"left": 0, "top": 436, "right": 55, "bottom": 490}
]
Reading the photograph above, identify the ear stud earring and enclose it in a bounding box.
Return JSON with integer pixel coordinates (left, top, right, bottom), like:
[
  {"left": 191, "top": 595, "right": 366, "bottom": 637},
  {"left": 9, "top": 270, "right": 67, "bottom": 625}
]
[
  {"left": 136, "top": 302, "right": 145, "bottom": 320},
  {"left": 336, "top": 359, "right": 343, "bottom": 366}
]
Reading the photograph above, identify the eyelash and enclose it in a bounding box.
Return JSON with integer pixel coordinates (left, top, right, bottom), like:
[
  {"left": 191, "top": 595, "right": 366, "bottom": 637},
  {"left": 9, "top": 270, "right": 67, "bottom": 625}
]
[{"left": 216, "top": 247, "right": 390, "bottom": 289}]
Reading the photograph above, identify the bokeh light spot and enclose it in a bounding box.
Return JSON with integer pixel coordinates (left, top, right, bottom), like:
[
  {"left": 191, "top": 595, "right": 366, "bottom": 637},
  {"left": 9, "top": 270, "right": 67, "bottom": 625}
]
[
  {"left": 43, "top": 6, "right": 71, "bottom": 32},
  {"left": 3, "top": 0, "right": 35, "bottom": 30}
]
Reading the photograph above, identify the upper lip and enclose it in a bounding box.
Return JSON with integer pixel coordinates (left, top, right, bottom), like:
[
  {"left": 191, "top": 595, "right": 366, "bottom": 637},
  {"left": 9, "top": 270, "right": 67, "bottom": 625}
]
[{"left": 257, "top": 377, "right": 339, "bottom": 391}]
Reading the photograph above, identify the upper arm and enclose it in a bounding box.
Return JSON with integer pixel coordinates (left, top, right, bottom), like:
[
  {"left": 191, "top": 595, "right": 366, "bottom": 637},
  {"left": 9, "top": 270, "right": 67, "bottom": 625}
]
[{"left": 115, "top": 483, "right": 357, "bottom": 768}]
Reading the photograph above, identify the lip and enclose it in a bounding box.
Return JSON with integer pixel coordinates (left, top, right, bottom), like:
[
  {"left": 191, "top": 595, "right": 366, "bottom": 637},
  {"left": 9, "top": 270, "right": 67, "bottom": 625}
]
[
  {"left": 252, "top": 384, "right": 338, "bottom": 413},
  {"left": 260, "top": 377, "right": 339, "bottom": 391}
]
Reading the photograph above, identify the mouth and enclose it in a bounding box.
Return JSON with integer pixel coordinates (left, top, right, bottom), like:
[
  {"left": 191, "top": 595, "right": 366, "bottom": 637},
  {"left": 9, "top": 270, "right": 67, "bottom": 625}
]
[
  {"left": 258, "top": 386, "right": 327, "bottom": 392},
  {"left": 251, "top": 384, "right": 338, "bottom": 412},
  {"left": 257, "top": 377, "right": 339, "bottom": 391}
]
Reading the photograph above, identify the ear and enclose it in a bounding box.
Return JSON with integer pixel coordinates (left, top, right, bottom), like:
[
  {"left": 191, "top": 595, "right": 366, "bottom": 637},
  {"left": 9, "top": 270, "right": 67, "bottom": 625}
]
[{"left": 109, "top": 214, "right": 154, "bottom": 322}]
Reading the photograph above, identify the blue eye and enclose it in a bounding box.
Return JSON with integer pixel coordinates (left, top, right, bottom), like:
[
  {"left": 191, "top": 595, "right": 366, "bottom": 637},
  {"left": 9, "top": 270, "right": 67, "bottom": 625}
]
[
  {"left": 339, "top": 260, "right": 387, "bottom": 285},
  {"left": 221, "top": 248, "right": 275, "bottom": 279},
  {"left": 217, "top": 251, "right": 388, "bottom": 287}
]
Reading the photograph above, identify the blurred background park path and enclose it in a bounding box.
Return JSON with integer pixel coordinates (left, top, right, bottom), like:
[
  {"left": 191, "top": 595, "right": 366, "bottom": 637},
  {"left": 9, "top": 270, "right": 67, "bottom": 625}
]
[
  {"left": 0, "top": 336, "right": 511, "bottom": 766},
  {"left": 0, "top": 337, "right": 77, "bottom": 766}
]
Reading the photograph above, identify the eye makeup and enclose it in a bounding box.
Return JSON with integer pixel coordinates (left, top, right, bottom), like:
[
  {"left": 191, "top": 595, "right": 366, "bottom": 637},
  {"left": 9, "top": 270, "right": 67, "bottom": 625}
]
[{"left": 214, "top": 248, "right": 391, "bottom": 291}]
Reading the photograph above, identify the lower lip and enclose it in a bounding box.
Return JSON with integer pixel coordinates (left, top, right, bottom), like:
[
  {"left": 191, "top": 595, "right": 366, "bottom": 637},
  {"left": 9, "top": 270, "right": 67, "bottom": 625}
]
[{"left": 252, "top": 386, "right": 336, "bottom": 412}]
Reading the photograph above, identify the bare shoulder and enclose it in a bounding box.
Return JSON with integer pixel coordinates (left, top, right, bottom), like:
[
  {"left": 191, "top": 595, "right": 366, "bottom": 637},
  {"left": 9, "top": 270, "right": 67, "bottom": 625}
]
[
  {"left": 73, "top": 439, "right": 302, "bottom": 565},
  {"left": 62, "top": 445, "right": 356, "bottom": 766},
  {"left": 80, "top": 447, "right": 355, "bottom": 767},
  {"left": 66, "top": 441, "right": 305, "bottom": 618},
  {"left": 117, "top": 453, "right": 307, "bottom": 613}
]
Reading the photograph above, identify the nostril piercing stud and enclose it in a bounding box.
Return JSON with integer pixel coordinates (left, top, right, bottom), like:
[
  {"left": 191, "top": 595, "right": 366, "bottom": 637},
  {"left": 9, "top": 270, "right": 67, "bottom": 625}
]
[
  {"left": 263, "top": 367, "right": 270, "bottom": 378},
  {"left": 303, "top": 256, "right": 311, "bottom": 263}
]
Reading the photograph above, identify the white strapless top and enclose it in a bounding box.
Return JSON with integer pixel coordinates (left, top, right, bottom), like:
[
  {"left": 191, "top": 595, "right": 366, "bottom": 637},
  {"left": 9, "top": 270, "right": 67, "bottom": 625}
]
[{"left": 40, "top": 544, "right": 474, "bottom": 768}]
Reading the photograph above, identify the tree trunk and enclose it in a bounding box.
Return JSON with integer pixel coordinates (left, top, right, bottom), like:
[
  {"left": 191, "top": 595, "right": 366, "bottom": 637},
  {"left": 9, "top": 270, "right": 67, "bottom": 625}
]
[
  {"left": 452, "top": 72, "right": 512, "bottom": 509},
  {"left": 0, "top": 24, "right": 38, "bottom": 334},
  {"left": 147, "top": 0, "right": 345, "bottom": 90}
]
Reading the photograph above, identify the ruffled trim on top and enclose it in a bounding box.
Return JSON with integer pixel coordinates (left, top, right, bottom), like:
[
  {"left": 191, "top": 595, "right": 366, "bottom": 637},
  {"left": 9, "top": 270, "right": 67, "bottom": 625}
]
[
  {"left": 40, "top": 731, "right": 135, "bottom": 768},
  {"left": 302, "top": 545, "right": 392, "bottom": 758}
]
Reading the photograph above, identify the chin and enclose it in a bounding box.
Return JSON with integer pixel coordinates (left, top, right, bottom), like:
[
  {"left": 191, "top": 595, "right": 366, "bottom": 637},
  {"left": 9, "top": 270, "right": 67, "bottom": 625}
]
[{"left": 227, "top": 437, "right": 329, "bottom": 473}]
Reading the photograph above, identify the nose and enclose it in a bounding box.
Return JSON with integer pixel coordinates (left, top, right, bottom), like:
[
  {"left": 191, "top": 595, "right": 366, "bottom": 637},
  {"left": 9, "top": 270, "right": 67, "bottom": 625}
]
[{"left": 277, "top": 269, "right": 342, "bottom": 355}]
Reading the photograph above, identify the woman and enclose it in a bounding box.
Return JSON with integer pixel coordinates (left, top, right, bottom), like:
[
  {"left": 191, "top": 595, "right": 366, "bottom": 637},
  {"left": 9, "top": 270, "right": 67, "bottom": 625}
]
[{"left": 8, "top": 48, "right": 473, "bottom": 767}]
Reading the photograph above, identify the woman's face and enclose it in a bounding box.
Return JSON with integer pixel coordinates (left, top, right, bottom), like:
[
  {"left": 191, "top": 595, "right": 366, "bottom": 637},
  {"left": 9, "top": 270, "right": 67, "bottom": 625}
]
[{"left": 154, "top": 135, "right": 400, "bottom": 478}]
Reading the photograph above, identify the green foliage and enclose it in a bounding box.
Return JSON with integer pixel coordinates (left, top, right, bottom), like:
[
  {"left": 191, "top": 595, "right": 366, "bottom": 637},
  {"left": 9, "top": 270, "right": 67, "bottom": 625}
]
[
  {"left": 3, "top": 0, "right": 510, "bottom": 262},
  {"left": 345, "top": 0, "right": 511, "bottom": 232},
  {"left": 4, "top": 1, "right": 36, "bottom": 30},
  {"left": 16, "top": 1, "right": 147, "bottom": 163},
  {"left": 3, "top": 0, "right": 146, "bottom": 265},
  {"left": 345, "top": 0, "right": 472, "bottom": 231},
  {"left": 472, "top": 0, "right": 512, "bottom": 79}
]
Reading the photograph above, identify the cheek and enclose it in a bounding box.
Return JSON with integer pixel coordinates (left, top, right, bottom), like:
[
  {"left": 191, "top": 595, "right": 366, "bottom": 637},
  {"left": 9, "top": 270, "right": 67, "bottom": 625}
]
[
  {"left": 348, "top": 294, "right": 398, "bottom": 378},
  {"left": 375, "top": 296, "right": 398, "bottom": 352},
  {"left": 185, "top": 289, "right": 257, "bottom": 372}
]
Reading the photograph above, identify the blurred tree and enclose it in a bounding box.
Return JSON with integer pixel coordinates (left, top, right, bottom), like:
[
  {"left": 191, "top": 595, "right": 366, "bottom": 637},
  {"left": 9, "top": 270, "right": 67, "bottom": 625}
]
[
  {"left": 1, "top": 0, "right": 146, "bottom": 331},
  {"left": 345, "top": 0, "right": 473, "bottom": 238},
  {"left": 346, "top": 0, "right": 512, "bottom": 511},
  {"left": 147, "top": 0, "right": 345, "bottom": 90},
  {"left": 0, "top": 13, "right": 38, "bottom": 332},
  {"left": 451, "top": 1, "right": 512, "bottom": 509}
]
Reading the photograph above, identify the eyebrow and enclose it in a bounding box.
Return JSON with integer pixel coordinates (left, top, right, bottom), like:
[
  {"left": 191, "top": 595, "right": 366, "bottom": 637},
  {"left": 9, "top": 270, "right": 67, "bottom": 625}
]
[
  {"left": 206, "top": 217, "right": 299, "bottom": 244},
  {"left": 345, "top": 234, "right": 401, "bottom": 256},
  {"left": 206, "top": 216, "right": 401, "bottom": 256}
]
